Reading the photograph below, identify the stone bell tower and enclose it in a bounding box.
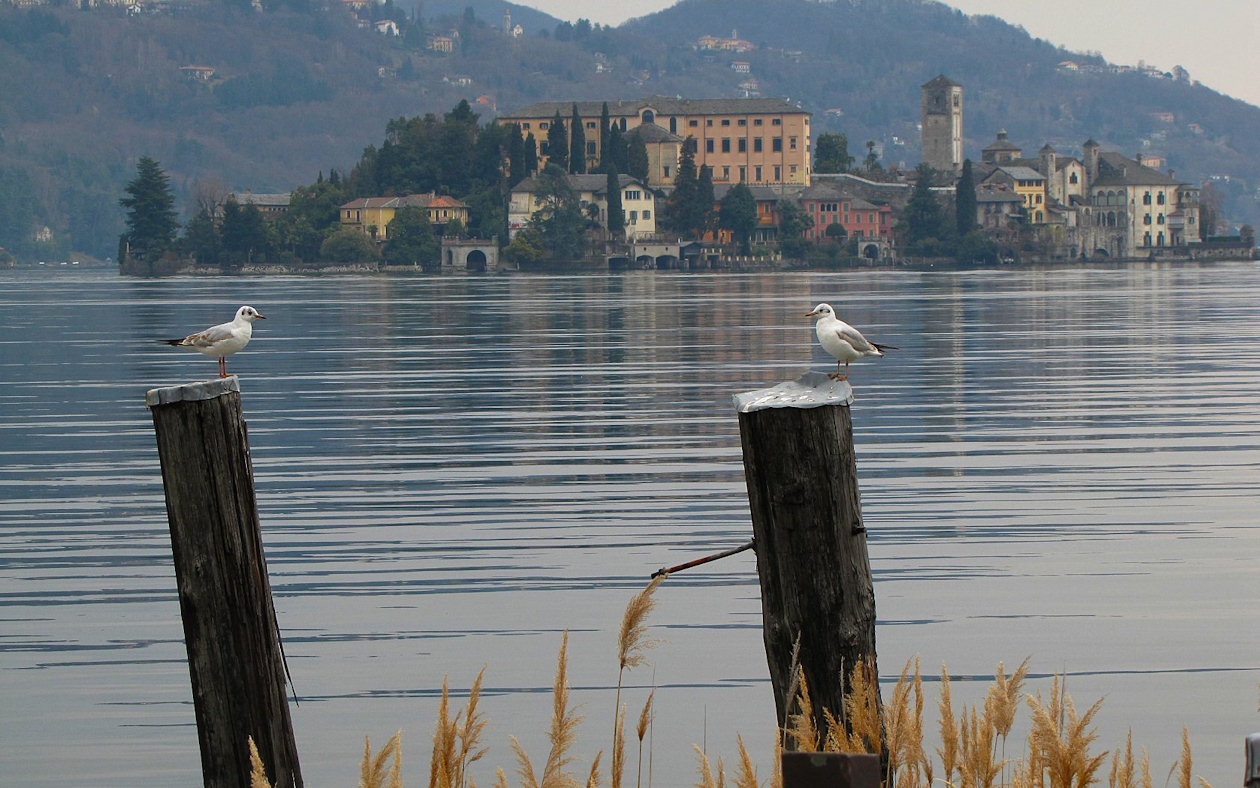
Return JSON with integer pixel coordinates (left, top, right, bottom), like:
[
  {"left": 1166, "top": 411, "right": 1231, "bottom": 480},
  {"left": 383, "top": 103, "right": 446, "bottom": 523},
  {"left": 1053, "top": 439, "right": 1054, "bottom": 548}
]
[{"left": 921, "top": 75, "right": 963, "bottom": 174}]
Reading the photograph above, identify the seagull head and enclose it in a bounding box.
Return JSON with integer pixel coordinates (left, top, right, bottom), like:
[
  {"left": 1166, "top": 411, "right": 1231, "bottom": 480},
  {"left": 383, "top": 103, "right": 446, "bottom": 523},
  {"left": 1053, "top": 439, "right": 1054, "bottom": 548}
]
[
  {"left": 236, "top": 305, "right": 266, "bottom": 322},
  {"left": 806, "top": 303, "right": 834, "bottom": 319}
]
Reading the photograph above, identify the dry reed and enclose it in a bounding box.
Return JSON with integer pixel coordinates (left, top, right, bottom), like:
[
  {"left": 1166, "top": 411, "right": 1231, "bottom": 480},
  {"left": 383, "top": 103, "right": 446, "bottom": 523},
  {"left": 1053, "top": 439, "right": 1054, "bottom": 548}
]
[
  {"left": 359, "top": 731, "right": 403, "bottom": 788},
  {"left": 1026, "top": 674, "right": 1106, "bottom": 788},
  {"left": 692, "top": 744, "right": 724, "bottom": 788},
  {"left": 248, "top": 736, "right": 272, "bottom": 788},
  {"left": 635, "top": 691, "right": 654, "bottom": 788},
  {"left": 511, "top": 631, "right": 586, "bottom": 788}
]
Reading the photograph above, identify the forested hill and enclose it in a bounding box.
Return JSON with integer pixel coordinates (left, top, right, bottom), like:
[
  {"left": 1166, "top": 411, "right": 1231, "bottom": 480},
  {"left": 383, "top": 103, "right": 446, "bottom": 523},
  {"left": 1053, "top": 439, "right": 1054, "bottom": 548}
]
[{"left": 1, "top": 0, "right": 1257, "bottom": 263}]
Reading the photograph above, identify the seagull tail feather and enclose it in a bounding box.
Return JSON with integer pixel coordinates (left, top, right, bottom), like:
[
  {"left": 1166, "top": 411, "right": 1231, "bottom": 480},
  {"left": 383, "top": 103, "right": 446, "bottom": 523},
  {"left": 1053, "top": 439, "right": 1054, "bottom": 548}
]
[
  {"left": 159, "top": 339, "right": 186, "bottom": 346},
  {"left": 871, "top": 341, "right": 898, "bottom": 353}
]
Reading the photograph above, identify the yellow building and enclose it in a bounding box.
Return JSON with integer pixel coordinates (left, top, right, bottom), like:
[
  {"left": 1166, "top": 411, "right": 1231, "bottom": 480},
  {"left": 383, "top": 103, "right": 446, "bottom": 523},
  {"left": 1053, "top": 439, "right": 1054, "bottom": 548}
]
[
  {"left": 339, "top": 193, "right": 470, "bottom": 241},
  {"left": 497, "top": 96, "right": 812, "bottom": 187},
  {"left": 981, "top": 166, "right": 1047, "bottom": 223}
]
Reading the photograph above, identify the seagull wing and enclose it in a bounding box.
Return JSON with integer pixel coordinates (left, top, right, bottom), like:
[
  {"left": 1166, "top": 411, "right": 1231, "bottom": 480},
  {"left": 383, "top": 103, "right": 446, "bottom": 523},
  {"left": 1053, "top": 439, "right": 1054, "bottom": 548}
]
[
  {"left": 833, "top": 323, "right": 877, "bottom": 353},
  {"left": 182, "top": 321, "right": 236, "bottom": 348}
]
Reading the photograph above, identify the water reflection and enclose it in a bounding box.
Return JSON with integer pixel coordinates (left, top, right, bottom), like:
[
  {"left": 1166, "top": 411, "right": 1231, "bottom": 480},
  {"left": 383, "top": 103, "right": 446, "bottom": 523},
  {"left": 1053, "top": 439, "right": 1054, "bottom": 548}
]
[{"left": 1, "top": 265, "right": 1258, "bottom": 786}]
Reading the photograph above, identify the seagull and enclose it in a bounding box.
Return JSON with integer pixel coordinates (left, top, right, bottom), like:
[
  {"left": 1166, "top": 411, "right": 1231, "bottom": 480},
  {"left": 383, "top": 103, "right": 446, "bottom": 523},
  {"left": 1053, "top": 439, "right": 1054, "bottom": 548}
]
[
  {"left": 161, "top": 306, "right": 265, "bottom": 378},
  {"left": 806, "top": 303, "right": 896, "bottom": 381}
]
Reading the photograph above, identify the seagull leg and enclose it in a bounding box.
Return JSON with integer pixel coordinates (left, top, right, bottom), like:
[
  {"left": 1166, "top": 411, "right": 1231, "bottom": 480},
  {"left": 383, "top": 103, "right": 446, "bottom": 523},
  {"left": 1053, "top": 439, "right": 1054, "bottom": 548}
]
[
  {"left": 828, "top": 361, "right": 849, "bottom": 381},
  {"left": 218, "top": 357, "right": 227, "bottom": 378}
]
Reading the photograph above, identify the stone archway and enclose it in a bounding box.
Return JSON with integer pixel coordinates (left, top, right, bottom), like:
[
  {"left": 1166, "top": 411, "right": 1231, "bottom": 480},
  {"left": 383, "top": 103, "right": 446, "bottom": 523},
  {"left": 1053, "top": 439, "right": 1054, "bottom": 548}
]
[{"left": 466, "top": 249, "right": 488, "bottom": 271}]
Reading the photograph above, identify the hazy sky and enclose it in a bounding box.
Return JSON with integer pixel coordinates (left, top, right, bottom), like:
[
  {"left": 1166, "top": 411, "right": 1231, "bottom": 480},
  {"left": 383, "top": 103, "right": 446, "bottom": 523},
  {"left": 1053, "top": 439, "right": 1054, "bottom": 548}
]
[{"left": 515, "top": 0, "right": 1260, "bottom": 107}]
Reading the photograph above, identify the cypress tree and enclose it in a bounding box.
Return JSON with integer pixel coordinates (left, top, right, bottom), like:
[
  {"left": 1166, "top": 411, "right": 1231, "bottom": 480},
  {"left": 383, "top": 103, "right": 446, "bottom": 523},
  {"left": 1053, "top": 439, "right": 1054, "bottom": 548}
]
[
  {"left": 599, "top": 102, "right": 611, "bottom": 167},
  {"left": 696, "top": 164, "right": 715, "bottom": 238},
  {"left": 569, "top": 104, "right": 586, "bottom": 174},
  {"left": 508, "top": 123, "right": 526, "bottom": 188},
  {"left": 546, "top": 111, "right": 568, "bottom": 171},
  {"left": 955, "top": 158, "right": 978, "bottom": 236},
  {"left": 628, "top": 135, "right": 650, "bottom": 182},
  {"left": 524, "top": 132, "right": 539, "bottom": 176}
]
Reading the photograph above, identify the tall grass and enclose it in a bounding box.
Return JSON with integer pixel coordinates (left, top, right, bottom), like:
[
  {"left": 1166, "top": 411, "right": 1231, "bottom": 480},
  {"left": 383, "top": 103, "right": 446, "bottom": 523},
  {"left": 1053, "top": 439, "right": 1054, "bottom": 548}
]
[{"left": 248, "top": 579, "right": 1217, "bottom": 788}]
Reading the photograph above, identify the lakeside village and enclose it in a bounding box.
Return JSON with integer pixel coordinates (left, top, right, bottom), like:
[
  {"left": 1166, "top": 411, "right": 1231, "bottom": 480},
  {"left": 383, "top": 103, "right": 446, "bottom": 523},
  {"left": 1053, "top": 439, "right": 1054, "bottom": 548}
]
[{"left": 109, "top": 77, "right": 1256, "bottom": 276}]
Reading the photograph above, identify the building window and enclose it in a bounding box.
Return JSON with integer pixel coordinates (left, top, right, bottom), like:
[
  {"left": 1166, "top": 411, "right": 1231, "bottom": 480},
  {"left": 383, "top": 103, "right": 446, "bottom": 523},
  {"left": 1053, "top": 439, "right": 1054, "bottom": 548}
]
[
  {"left": 721, "top": 119, "right": 730, "bottom": 126},
  {"left": 522, "top": 123, "right": 531, "bottom": 130},
  {"left": 689, "top": 119, "right": 699, "bottom": 127},
  {"left": 642, "top": 110, "right": 655, "bottom": 123},
  {"left": 626, "top": 190, "right": 641, "bottom": 200},
  {"left": 586, "top": 121, "right": 597, "bottom": 129},
  {"left": 1143, "top": 192, "right": 1151, "bottom": 205},
  {"left": 739, "top": 166, "right": 746, "bottom": 181},
  {"left": 706, "top": 139, "right": 714, "bottom": 153},
  {"left": 1157, "top": 192, "right": 1166, "bottom": 205},
  {"left": 738, "top": 138, "right": 746, "bottom": 153},
  {"left": 772, "top": 137, "right": 782, "bottom": 152},
  {"left": 1144, "top": 214, "right": 1152, "bottom": 225},
  {"left": 789, "top": 136, "right": 797, "bottom": 150},
  {"left": 540, "top": 122, "right": 549, "bottom": 129},
  {"left": 706, "top": 119, "right": 713, "bottom": 126},
  {"left": 643, "top": 210, "right": 650, "bottom": 220},
  {"left": 754, "top": 118, "right": 763, "bottom": 126},
  {"left": 754, "top": 138, "right": 763, "bottom": 153},
  {"left": 663, "top": 165, "right": 671, "bottom": 178},
  {"left": 1157, "top": 214, "right": 1165, "bottom": 224},
  {"left": 723, "top": 166, "right": 730, "bottom": 179},
  {"left": 755, "top": 165, "right": 762, "bottom": 181},
  {"left": 670, "top": 117, "right": 677, "bottom": 134},
  {"left": 587, "top": 141, "right": 596, "bottom": 155},
  {"left": 738, "top": 119, "right": 747, "bottom": 126},
  {"left": 772, "top": 118, "right": 782, "bottom": 125},
  {"left": 774, "top": 165, "right": 781, "bottom": 180},
  {"left": 629, "top": 210, "right": 638, "bottom": 223},
  {"left": 1069, "top": 172, "right": 1078, "bottom": 184},
  {"left": 722, "top": 138, "right": 732, "bottom": 153}
]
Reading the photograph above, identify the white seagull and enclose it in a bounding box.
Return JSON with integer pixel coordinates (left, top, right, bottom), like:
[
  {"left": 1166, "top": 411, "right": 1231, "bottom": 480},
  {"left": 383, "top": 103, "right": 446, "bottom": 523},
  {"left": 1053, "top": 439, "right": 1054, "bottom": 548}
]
[
  {"left": 806, "top": 303, "right": 896, "bottom": 381},
  {"left": 161, "top": 305, "right": 266, "bottom": 378}
]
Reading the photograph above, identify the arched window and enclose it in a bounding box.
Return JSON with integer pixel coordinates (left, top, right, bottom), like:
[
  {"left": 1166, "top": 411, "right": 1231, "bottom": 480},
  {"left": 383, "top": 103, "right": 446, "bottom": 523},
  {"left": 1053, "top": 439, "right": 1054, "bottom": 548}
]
[
  {"left": 642, "top": 110, "right": 655, "bottom": 124},
  {"left": 1144, "top": 231, "right": 1152, "bottom": 247},
  {"left": 1157, "top": 214, "right": 1165, "bottom": 224},
  {"left": 1156, "top": 192, "right": 1165, "bottom": 205},
  {"left": 1143, "top": 191, "right": 1152, "bottom": 205}
]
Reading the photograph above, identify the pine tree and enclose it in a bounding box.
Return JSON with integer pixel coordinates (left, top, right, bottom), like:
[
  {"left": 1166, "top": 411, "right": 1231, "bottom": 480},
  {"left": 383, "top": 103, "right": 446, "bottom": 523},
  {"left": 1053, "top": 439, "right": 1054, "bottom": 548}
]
[
  {"left": 719, "top": 181, "right": 757, "bottom": 253},
  {"left": 119, "top": 155, "right": 178, "bottom": 263},
  {"left": 665, "top": 137, "right": 700, "bottom": 237},
  {"left": 696, "top": 164, "right": 715, "bottom": 238},
  {"left": 546, "top": 111, "right": 568, "bottom": 171},
  {"left": 627, "top": 136, "right": 650, "bottom": 182},
  {"left": 955, "top": 158, "right": 977, "bottom": 236},
  {"left": 569, "top": 104, "right": 586, "bottom": 174}
]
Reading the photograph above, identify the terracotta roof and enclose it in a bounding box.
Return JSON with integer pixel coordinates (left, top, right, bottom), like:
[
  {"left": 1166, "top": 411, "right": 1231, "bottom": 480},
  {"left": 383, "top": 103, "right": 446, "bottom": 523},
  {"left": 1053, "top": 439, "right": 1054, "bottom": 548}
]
[{"left": 499, "top": 95, "right": 808, "bottom": 120}]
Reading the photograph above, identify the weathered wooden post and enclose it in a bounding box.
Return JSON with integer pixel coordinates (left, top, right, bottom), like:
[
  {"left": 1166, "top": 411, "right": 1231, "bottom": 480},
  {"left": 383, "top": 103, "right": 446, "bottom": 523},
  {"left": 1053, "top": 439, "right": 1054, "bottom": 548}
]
[
  {"left": 734, "top": 372, "right": 882, "bottom": 748},
  {"left": 146, "top": 377, "right": 302, "bottom": 788}
]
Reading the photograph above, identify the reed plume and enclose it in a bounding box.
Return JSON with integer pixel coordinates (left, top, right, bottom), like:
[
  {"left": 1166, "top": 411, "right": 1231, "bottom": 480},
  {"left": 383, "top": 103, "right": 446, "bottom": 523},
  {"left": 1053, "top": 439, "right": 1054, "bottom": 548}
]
[
  {"left": 959, "top": 704, "right": 1000, "bottom": 788},
  {"left": 1026, "top": 674, "right": 1106, "bottom": 788},
  {"left": 612, "top": 703, "right": 627, "bottom": 788},
  {"left": 733, "top": 735, "right": 758, "bottom": 788},
  {"left": 692, "top": 744, "right": 724, "bottom": 788},
  {"left": 586, "top": 752, "right": 603, "bottom": 788},
  {"left": 840, "top": 657, "right": 882, "bottom": 755},
  {"left": 937, "top": 665, "right": 960, "bottom": 787},
  {"left": 885, "top": 657, "right": 927, "bottom": 788},
  {"left": 431, "top": 669, "right": 489, "bottom": 788},
  {"left": 360, "top": 731, "right": 403, "bottom": 788},
  {"left": 248, "top": 736, "right": 272, "bottom": 788},
  {"left": 985, "top": 657, "right": 1030, "bottom": 787},
  {"left": 784, "top": 670, "right": 819, "bottom": 752},
  {"left": 512, "top": 632, "right": 584, "bottom": 788},
  {"left": 635, "top": 691, "right": 654, "bottom": 788},
  {"left": 1109, "top": 730, "right": 1137, "bottom": 788},
  {"left": 779, "top": 634, "right": 802, "bottom": 750}
]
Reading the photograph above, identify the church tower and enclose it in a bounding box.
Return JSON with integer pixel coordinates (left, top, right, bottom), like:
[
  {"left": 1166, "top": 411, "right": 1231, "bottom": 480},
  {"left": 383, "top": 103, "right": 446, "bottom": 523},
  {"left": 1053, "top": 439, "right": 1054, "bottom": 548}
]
[{"left": 921, "top": 75, "right": 963, "bottom": 174}]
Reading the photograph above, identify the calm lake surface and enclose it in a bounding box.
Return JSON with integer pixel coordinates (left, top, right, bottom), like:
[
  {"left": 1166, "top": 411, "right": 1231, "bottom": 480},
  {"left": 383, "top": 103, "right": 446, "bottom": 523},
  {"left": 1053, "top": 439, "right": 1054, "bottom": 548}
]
[{"left": 1, "top": 265, "right": 1257, "bottom": 785}]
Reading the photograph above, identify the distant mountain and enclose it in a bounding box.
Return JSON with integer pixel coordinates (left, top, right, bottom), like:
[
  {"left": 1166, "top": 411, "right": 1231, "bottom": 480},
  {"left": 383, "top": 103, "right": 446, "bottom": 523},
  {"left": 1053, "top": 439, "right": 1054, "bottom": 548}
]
[{"left": 0, "top": 0, "right": 1255, "bottom": 262}]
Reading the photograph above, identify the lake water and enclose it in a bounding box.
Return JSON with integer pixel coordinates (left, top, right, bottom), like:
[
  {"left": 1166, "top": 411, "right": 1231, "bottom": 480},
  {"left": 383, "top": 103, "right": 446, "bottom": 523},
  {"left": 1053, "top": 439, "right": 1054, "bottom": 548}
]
[{"left": 1, "top": 265, "right": 1257, "bottom": 786}]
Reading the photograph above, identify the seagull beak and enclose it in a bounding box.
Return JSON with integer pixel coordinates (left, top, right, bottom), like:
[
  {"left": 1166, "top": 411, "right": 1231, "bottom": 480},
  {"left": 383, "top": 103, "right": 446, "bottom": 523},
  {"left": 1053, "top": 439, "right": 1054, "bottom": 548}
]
[
  {"left": 255, "top": 313, "right": 267, "bottom": 319},
  {"left": 806, "top": 309, "right": 818, "bottom": 317}
]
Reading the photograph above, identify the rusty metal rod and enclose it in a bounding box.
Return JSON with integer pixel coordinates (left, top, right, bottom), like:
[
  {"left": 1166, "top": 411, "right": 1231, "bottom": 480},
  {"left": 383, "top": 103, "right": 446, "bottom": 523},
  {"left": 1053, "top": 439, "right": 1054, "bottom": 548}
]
[{"left": 651, "top": 539, "right": 755, "bottom": 578}]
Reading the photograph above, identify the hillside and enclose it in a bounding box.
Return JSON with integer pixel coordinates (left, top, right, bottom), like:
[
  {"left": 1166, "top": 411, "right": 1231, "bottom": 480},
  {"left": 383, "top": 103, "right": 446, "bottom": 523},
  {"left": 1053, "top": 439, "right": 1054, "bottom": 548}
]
[{"left": 1, "top": 0, "right": 1257, "bottom": 262}]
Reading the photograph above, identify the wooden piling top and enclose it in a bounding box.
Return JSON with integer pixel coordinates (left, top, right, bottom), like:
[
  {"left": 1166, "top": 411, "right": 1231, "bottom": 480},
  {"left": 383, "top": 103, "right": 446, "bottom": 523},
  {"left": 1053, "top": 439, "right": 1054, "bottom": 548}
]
[
  {"left": 145, "top": 376, "right": 239, "bottom": 408},
  {"left": 733, "top": 371, "right": 854, "bottom": 413}
]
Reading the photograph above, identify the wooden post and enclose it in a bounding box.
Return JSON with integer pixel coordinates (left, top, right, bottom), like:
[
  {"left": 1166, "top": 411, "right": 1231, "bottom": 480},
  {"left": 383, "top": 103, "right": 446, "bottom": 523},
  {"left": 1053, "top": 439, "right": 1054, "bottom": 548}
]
[
  {"left": 734, "top": 372, "right": 882, "bottom": 744},
  {"left": 146, "top": 377, "right": 302, "bottom": 788}
]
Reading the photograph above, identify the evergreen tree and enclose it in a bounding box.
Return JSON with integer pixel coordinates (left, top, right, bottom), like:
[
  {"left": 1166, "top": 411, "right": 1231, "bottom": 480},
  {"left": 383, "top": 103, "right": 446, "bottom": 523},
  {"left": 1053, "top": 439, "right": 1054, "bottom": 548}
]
[
  {"left": 508, "top": 123, "right": 527, "bottom": 188},
  {"left": 119, "top": 156, "right": 178, "bottom": 263},
  {"left": 901, "top": 163, "right": 950, "bottom": 252},
  {"left": 665, "top": 137, "right": 701, "bottom": 237},
  {"left": 569, "top": 104, "right": 586, "bottom": 174},
  {"left": 719, "top": 181, "right": 757, "bottom": 253},
  {"left": 777, "top": 200, "right": 813, "bottom": 258},
  {"left": 383, "top": 205, "right": 439, "bottom": 267},
  {"left": 955, "top": 158, "right": 977, "bottom": 236},
  {"left": 599, "top": 102, "right": 611, "bottom": 165},
  {"left": 696, "top": 164, "right": 715, "bottom": 237},
  {"left": 814, "top": 132, "right": 854, "bottom": 174},
  {"left": 181, "top": 209, "right": 222, "bottom": 267},
  {"left": 546, "top": 111, "right": 568, "bottom": 171},
  {"left": 605, "top": 169, "right": 624, "bottom": 238},
  {"left": 524, "top": 133, "right": 539, "bottom": 176},
  {"left": 605, "top": 123, "right": 628, "bottom": 174},
  {"left": 530, "top": 163, "right": 585, "bottom": 261},
  {"left": 220, "top": 199, "right": 269, "bottom": 268},
  {"left": 627, "top": 136, "right": 650, "bottom": 182}
]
